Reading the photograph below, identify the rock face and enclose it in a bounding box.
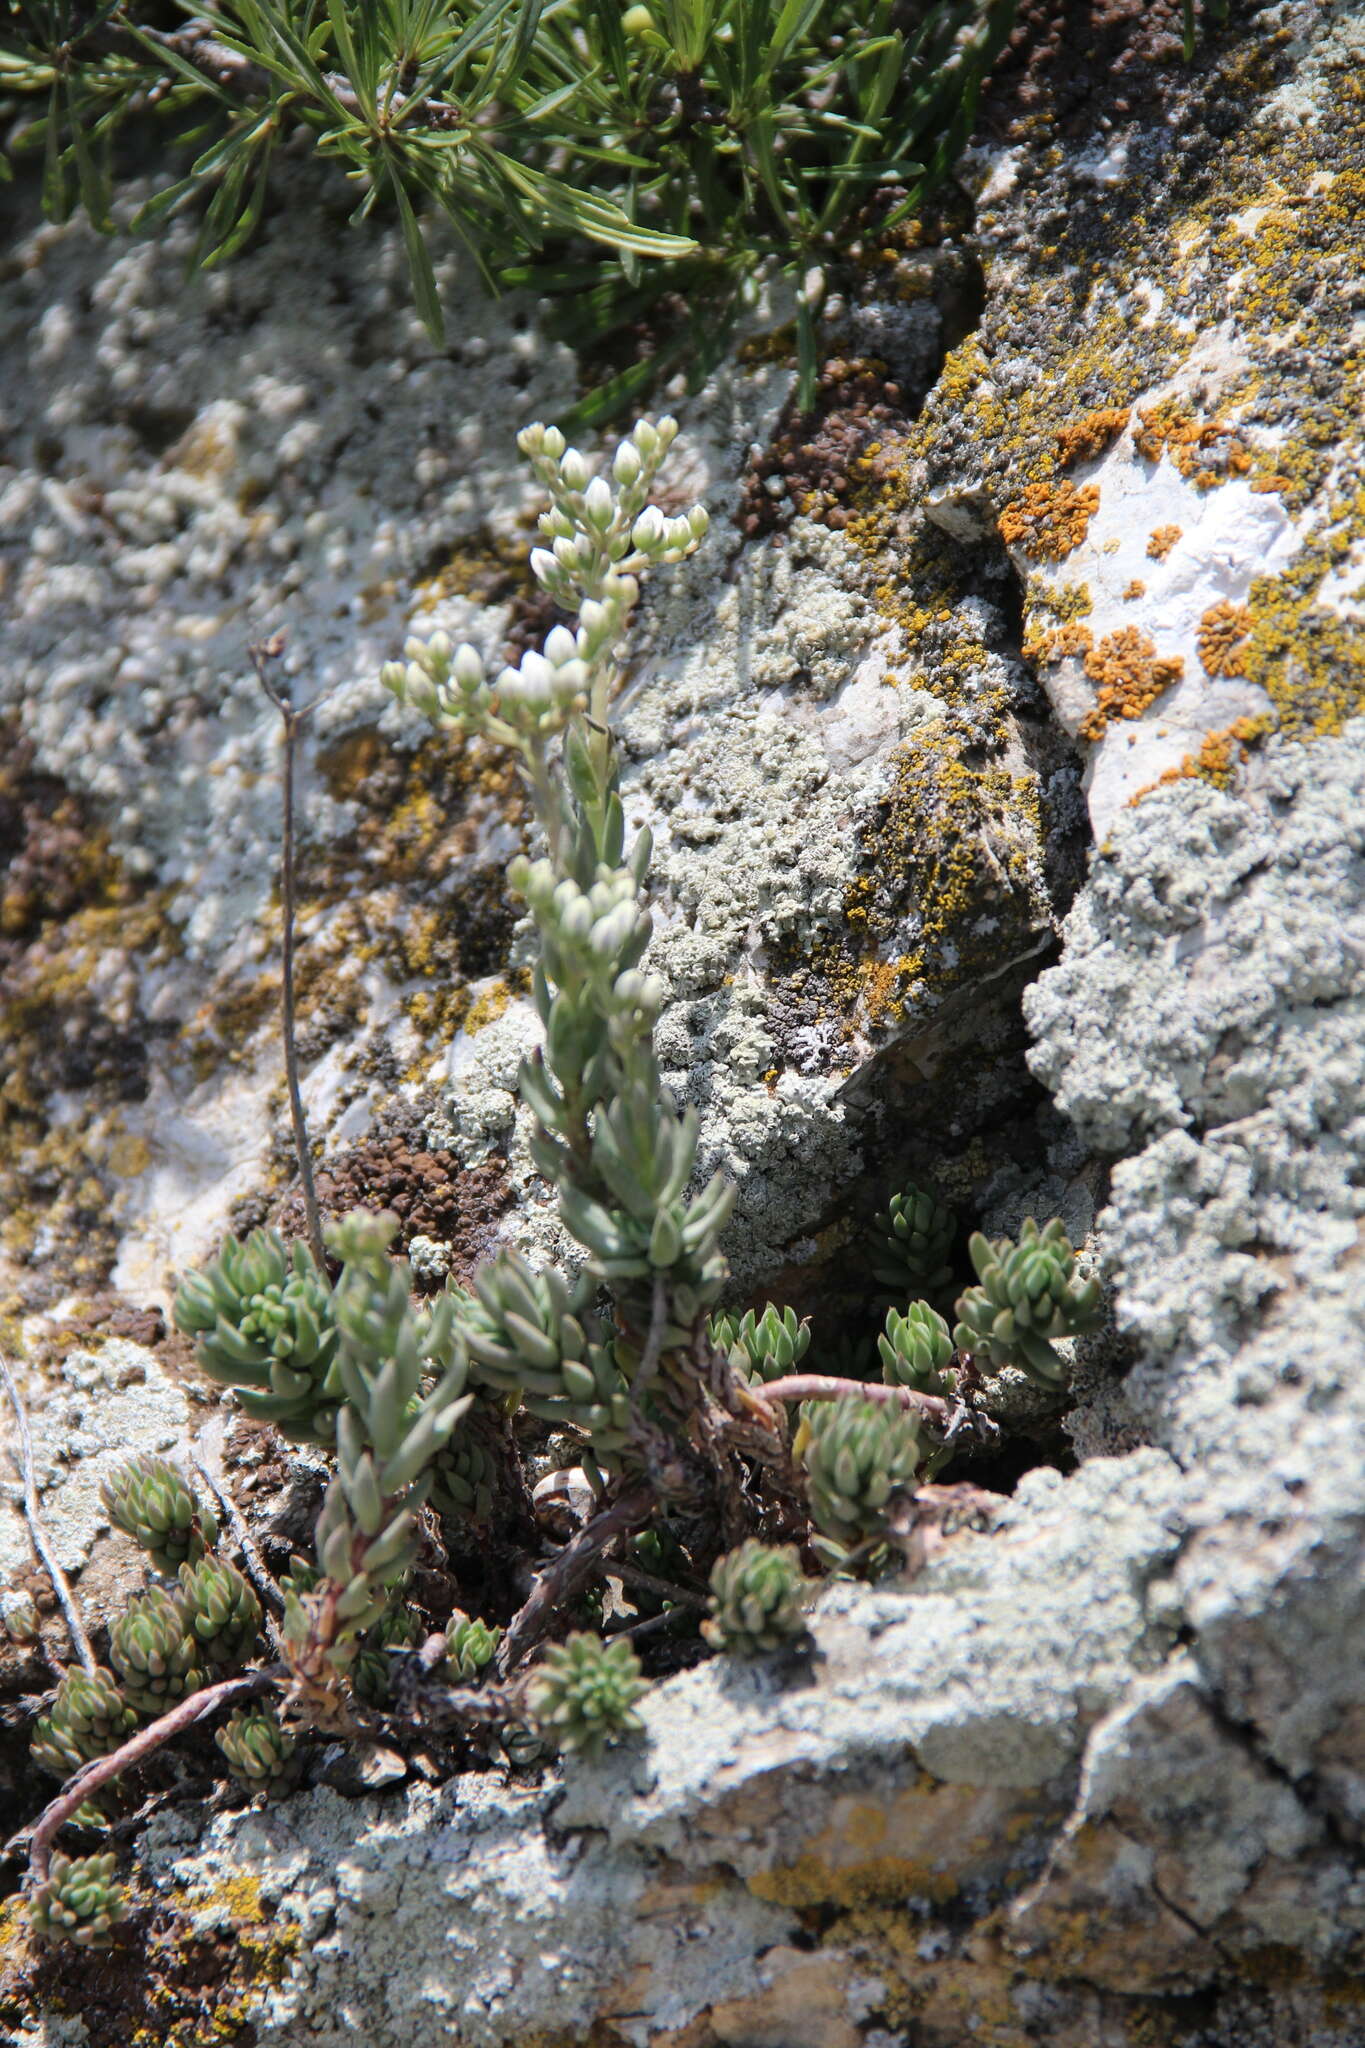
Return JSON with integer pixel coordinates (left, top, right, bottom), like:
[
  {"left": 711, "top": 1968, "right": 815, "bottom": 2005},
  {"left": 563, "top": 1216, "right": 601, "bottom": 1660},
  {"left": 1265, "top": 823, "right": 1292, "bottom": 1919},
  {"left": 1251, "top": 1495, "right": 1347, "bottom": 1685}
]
[{"left": 4, "top": 2, "right": 1365, "bottom": 2043}]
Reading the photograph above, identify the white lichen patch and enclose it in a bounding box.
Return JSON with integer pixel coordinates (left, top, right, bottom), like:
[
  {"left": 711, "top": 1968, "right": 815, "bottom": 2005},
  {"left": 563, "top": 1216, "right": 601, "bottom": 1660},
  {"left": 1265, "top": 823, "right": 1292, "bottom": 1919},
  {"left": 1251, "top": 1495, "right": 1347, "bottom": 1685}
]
[
  {"left": 1021, "top": 358, "right": 1301, "bottom": 835},
  {"left": 0, "top": 1340, "right": 191, "bottom": 1585}
]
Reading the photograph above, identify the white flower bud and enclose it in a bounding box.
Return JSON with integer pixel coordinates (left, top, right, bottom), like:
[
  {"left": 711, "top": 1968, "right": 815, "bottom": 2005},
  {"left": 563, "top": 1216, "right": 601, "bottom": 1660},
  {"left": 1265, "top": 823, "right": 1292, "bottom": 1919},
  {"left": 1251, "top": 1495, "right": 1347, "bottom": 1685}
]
[
  {"left": 631, "top": 506, "right": 665, "bottom": 552},
  {"left": 507, "top": 853, "right": 531, "bottom": 892},
  {"left": 427, "top": 629, "right": 452, "bottom": 666},
  {"left": 453, "top": 643, "right": 484, "bottom": 691},
  {"left": 612, "top": 441, "right": 642, "bottom": 486},
  {"left": 687, "top": 504, "right": 709, "bottom": 540},
  {"left": 542, "top": 425, "right": 566, "bottom": 459},
  {"left": 517, "top": 423, "right": 546, "bottom": 456},
  {"left": 560, "top": 448, "right": 589, "bottom": 492},
  {"left": 583, "top": 475, "right": 614, "bottom": 528},
  {"left": 562, "top": 897, "right": 594, "bottom": 942},
  {"left": 553, "top": 535, "right": 581, "bottom": 570},
  {"left": 633, "top": 419, "right": 658, "bottom": 457},
  {"left": 380, "top": 660, "right": 406, "bottom": 695},
  {"left": 578, "top": 598, "right": 610, "bottom": 640},
  {"left": 656, "top": 416, "right": 678, "bottom": 448},
  {"left": 530, "top": 547, "right": 563, "bottom": 589},
  {"left": 544, "top": 624, "right": 578, "bottom": 667}
]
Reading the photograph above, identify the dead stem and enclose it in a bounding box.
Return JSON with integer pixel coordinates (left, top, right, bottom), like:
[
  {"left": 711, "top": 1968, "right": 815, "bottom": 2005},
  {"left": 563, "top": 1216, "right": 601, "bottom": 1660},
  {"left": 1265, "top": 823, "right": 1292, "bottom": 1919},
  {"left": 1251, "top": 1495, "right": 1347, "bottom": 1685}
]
[
  {"left": 251, "top": 634, "right": 326, "bottom": 1271},
  {"left": 0, "top": 1354, "right": 98, "bottom": 1676}
]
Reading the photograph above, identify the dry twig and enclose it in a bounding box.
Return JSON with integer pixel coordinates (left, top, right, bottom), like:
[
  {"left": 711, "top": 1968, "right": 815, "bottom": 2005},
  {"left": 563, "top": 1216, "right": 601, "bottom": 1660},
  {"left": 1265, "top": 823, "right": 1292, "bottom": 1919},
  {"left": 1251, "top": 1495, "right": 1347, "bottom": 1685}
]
[{"left": 0, "top": 1354, "right": 98, "bottom": 1677}]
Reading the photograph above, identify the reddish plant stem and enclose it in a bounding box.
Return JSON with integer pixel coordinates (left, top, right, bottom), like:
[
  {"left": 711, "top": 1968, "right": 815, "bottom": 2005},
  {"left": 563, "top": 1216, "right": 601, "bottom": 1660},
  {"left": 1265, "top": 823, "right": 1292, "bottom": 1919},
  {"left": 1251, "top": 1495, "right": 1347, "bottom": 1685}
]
[
  {"left": 755, "top": 1375, "right": 954, "bottom": 1426},
  {"left": 25, "top": 1667, "right": 283, "bottom": 1885}
]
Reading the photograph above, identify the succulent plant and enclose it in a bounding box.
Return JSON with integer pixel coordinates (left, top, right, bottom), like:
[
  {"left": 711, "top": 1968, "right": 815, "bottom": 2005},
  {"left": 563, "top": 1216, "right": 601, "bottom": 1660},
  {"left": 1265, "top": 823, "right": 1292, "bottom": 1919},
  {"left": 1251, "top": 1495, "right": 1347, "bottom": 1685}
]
[
  {"left": 870, "top": 1185, "right": 957, "bottom": 1299},
  {"left": 31, "top": 1667, "right": 139, "bottom": 1779},
  {"left": 215, "top": 1705, "right": 297, "bottom": 1791},
  {"left": 352, "top": 1602, "right": 425, "bottom": 1704},
  {"left": 799, "top": 1397, "right": 924, "bottom": 1553},
  {"left": 953, "top": 1218, "right": 1102, "bottom": 1387},
  {"left": 527, "top": 1631, "right": 648, "bottom": 1761},
  {"left": 879, "top": 1301, "right": 957, "bottom": 1396},
  {"left": 177, "top": 1555, "right": 263, "bottom": 1667},
  {"left": 428, "top": 1408, "right": 502, "bottom": 1527},
  {"left": 173, "top": 1227, "right": 342, "bottom": 1444},
  {"left": 459, "top": 1255, "right": 633, "bottom": 1458},
  {"left": 446, "top": 1614, "right": 501, "bottom": 1681},
  {"left": 99, "top": 1454, "right": 219, "bottom": 1574},
  {"left": 28, "top": 1851, "right": 126, "bottom": 1949},
  {"left": 108, "top": 1586, "right": 201, "bottom": 1718},
  {"left": 708, "top": 1303, "right": 811, "bottom": 1383},
  {"left": 703, "top": 1540, "right": 809, "bottom": 1656}
]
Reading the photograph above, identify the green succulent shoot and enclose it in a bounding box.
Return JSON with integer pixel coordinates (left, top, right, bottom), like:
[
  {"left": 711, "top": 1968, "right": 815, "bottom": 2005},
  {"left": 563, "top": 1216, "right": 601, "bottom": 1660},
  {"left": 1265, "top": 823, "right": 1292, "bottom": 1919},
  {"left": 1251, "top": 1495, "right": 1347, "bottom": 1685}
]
[
  {"left": 799, "top": 1396, "right": 924, "bottom": 1557},
  {"left": 215, "top": 1705, "right": 298, "bottom": 1792},
  {"left": 527, "top": 1631, "right": 648, "bottom": 1761},
  {"left": 108, "top": 1586, "right": 201, "bottom": 1719},
  {"left": 31, "top": 1667, "right": 139, "bottom": 1780},
  {"left": 708, "top": 1303, "right": 811, "bottom": 1383},
  {"left": 99, "top": 1453, "right": 219, "bottom": 1574},
  {"left": 878, "top": 1301, "right": 956, "bottom": 1397},
  {"left": 177, "top": 1555, "right": 263, "bottom": 1667},
  {"left": 446, "top": 1614, "right": 501, "bottom": 1681},
  {"left": 28, "top": 1851, "right": 126, "bottom": 1950},
  {"left": 870, "top": 1184, "right": 957, "bottom": 1299},
  {"left": 173, "top": 1226, "right": 342, "bottom": 1444},
  {"left": 703, "top": 1540, "right": 809, "bottom": 1656},
  {"left": 952, "top": 1217, "right": 1103, "bottom": 1388}
]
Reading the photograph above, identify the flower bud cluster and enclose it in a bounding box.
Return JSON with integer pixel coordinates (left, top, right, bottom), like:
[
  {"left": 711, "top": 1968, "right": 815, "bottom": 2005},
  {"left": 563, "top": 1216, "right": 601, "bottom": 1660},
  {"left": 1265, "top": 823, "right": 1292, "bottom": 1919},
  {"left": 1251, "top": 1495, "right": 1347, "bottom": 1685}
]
[
  {"left": 518, "top": 416, "right": 707, "bottom": 612},
  {"left": 380, "top": 630, "right": 489, "bottom": 731}
]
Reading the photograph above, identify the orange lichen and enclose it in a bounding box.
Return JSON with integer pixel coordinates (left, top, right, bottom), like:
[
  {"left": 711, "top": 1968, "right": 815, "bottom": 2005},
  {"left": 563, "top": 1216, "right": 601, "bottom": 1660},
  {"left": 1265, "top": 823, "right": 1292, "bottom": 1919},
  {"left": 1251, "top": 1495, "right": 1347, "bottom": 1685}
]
[
  {"left": 1079, "top": 628, "right": 1185, "bottom": 740},
  {"left": 998, "top": 481, "right": 1100, "bottom": 561},
  {"left": 1197, "top": 599, "right": 1254, "bottom": 677},
  {"left": 1133, "top": 398, "right": 1251, "bottom": 488},
  {"left": 1147, "top": 524, "right": 1183, "bottom": 561},
  {"left": 1054, "top": 408, "right": 1130, "bottom": 468},
  {"left": 1134, "top": 715, "right": 1273, "bottom": 799},
  {"left": 1121, "top": 578, "right": 1147, "bottom": 600}
]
